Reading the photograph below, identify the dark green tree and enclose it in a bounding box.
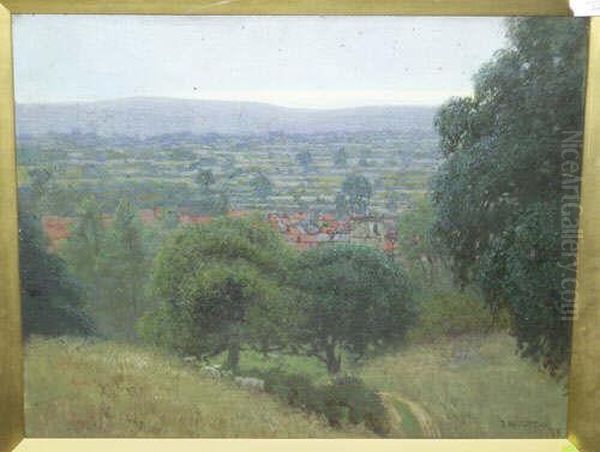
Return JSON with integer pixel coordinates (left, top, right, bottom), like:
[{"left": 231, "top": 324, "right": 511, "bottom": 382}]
[
  {"left": 335, "top": 192, "right": 348, "bottom": 218},
  {"left": 431, "top": 18, "right": 587, "bottom": 372},
  {"left": 193, "top": 168, "right": 230, "bottom": 215},
  {"left": 290, "top": 185, "right": 309, "bottom": 212},
  {"left": 20, "top": 213, "right": 94, "bottom": 337},
  {"left": 357, "top": 149, "right": 372, "bottom": 167},
  {"left": 28, "top": 167, "right": 53, "bottom": 209},
  {"left": 62, "top": 196, "right": 104, "bottom": 297},
  {"left": 384, "top": 191, "right": 401, "bottom": 213},
  {"left": 250, "top": 173, "right": 274, "bottom": 203},
  {"left": 159, "top": 207, "right": 180, "bottom": 230},
  {"left": 97, "top": 200, "right": 148, "bottom": 339},
  {"left": 196, "top": 168, "right": 216, "bottom": 191},
  {"left": 396, "top": 196, "right": 440, "bottom": 281},
  {"left": 143, "top": 216, "right": 295, "bottom": 372},
  {"left": 291, "top": 244, "right": 415, "bottom": 374},
  {"left": 296, "top": 149, "right": 313, "bottom": 173},
  {"left": 337, "top": 174, "right": 372, "bottom": 216},
  {"left": 333, "top": 147, "right": 348, "bottom": 167}
]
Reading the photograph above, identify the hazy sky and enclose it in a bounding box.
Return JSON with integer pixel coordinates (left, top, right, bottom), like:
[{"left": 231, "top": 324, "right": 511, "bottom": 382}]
[{"left": 13, "top": 15, "right": 506, "bottom": 108}]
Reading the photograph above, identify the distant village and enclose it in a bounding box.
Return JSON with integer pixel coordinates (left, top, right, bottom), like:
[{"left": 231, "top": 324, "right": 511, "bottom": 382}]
[{"left": 42, "top": 208, "right": 399, "bottom": 255}]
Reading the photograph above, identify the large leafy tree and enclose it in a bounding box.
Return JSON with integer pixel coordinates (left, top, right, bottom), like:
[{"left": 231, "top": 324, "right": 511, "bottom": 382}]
[
  {"left": 144, "top": 216, "right": 294, "bottom": 372},
  {"left": 432, "top": 18, "right": 587, "bottom": 372},
  {"left": 291, "top": 244, "right": 415, "bottom": 374}
]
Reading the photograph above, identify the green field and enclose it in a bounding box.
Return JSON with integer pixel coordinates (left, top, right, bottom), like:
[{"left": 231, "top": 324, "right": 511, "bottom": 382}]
[
  {"left": 359, "top": 334, "right": 567, "bottom": 438},
  {"left": 25, "top": 333, "right": 566, "bottom": 438},
  {"left": 24, "top": 337, "right": 373, "bottom": 438}
]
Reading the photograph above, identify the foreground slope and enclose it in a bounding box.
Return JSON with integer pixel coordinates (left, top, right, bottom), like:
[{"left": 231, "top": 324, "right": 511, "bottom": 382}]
[
  {"left": 25, "top": 334, "right": 567, "bottom": 438},
  {"left": 360, "top": 334, "right": 567, "bottom": 438},
  {"left": 25, "top": 337, "right": 373, "bottom": 437}
]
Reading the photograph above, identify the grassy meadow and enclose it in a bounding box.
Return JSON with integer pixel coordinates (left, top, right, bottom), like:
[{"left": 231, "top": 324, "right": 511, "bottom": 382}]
[
  {"left": 25, "top": 333, "right": 566, "bottom": 438},
  {"left": 24, "top": 337, "right": 374, "bottom": 438},
  {"left": 360, "top": 334, "right": 567, "bottom": 438}
]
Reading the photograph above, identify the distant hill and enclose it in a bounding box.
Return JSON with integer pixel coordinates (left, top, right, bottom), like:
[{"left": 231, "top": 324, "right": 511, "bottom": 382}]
[{"left": 16, "top": 97, "right": 437, "bottom": 137}]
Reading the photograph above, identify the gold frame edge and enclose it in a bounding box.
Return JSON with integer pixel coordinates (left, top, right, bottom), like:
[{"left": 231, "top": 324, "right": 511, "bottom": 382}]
[
  {"left": 0, "top": 4, "right": 24, "bottom": 452},
  {"left": 10, "top": 438, "right": 579, "bottom": 452},
  {"left": 567, "top": 16, "right": 600, "bottom": 452},
  {"left": 1, "top": 0, "right": 571, "bottom": 16},
  {"left": 0, "top": 1, "right": 596, "bottom": 452}
]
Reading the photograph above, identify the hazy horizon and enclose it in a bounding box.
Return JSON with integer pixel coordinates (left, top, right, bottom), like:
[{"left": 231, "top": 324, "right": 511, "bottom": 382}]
[
  {"left": 14, "top": 95, "right": 443, "bottom": 110},
  {"left": 13, "top": 15, "right": 506, "bottom": 109}
]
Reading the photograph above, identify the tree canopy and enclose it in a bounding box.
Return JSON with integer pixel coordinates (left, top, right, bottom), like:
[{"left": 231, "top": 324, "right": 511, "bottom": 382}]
[
  {"left": 291, "top": 244, "right": 416, "bottom": 374},
  {"left": 431, "top": 17, "right": 587, "bottom": 372},
  {"left": 396, "top": 195, "right": 441, "bottom": 282},
  {"left": 337, "top": 174, "right": 372, "bottom": 217},
  {"left": 250, "top": 173, "right": 274, "bottom": 203},
  {"left": 296, "top": 149, "right": 314, "bottom": 172},
  {"left": 196, "top": 168, "right": 216, "bottom": 190},
  {"left": 20, "top": 213, "right": 94, "bottom": 337},
  {"left": 193, "top": 168, "right": 230, "bottom": 215},
  {"left": 143, "top": 216, "right": 295, "bottom": 371},
  {"left": 97, "top": 199, "right": 148, "bottom": 339},
  {"left": 332, "top": 147, "right": 348, "bottom": 167}
]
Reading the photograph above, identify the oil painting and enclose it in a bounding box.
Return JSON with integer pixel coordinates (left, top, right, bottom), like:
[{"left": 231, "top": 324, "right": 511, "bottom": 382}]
[{"left": 14, "top": 15, "right": 587, "bottom": 438}]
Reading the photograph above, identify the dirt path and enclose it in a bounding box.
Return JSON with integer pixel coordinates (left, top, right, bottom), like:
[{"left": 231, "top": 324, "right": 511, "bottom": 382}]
[{"left": 379, "top": 391, "right": 441, "bottom": 438}]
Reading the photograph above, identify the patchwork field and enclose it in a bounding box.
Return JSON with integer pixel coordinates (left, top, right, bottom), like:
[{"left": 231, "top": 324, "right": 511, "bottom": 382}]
[{"left": 17, "top": 129, "right": 437, "bottom": 217}]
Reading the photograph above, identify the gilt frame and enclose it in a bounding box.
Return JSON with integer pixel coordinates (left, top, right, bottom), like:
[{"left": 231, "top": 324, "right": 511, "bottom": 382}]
[{"left": 0, "top": 1, "right": 598, "bottom": 451}]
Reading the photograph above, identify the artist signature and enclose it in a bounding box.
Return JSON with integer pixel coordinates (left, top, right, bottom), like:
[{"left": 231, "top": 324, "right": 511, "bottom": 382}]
[{"left": 499, "top": 418, "right": 562, "bottom": 436}]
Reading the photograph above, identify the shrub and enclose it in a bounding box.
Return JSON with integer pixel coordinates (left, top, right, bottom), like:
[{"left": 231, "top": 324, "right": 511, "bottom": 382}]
[
  {"left": 325, "top": 375, "right": 390, "bottom": 435},
  {"left": 261, "top": 370, "right": 325, "bottom": 413},
  {"left": 248, "top": 369, "right": 389, "bottom": 436},
  {"left": 137, "top": 304, "right": 197, "bottom": 354},
  {"left": 409, "top": 290, "right": 508, "bottom": 343}
]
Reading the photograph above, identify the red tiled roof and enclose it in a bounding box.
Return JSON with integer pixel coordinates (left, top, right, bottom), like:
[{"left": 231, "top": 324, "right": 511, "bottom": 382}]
[
  {"left": 139, "top": 208, "right": 160, "bottom": 225},
  {"left": 42, "top": 216, "right": 74, "bottom": 251},
  {"left": 384, "top": 239, "right": 398, "bottom": 253},
  {"left": 227, "top": 210, "right": 251, "bottom": 218},
  {"left": 179, "top": 214, "right": 212, "bottom": 225}
]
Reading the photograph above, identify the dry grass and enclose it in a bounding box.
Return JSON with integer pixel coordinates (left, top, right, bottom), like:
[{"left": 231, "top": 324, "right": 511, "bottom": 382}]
[
  {"left": 25, "top": 334, "right": 567, "bottom": 438},
  {"left": 25, "top": 337, "right": 374, "bottom": 438},
  {"left": 359, "top": 333, "right": 567, "bottom": 438}
]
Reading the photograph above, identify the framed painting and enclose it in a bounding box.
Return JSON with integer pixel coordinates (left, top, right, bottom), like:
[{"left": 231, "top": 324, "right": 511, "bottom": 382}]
[{"left": 0, "top": 1, "right": 598, "bottom": 452}]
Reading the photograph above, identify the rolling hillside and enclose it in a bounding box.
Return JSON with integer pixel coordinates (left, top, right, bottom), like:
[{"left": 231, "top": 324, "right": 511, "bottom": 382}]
[
  {"left": 25, "top": 334, "right": 567, "bottom": 438},
  {"left": 25, "top": 337, "right": 374, "bottom": 438}
]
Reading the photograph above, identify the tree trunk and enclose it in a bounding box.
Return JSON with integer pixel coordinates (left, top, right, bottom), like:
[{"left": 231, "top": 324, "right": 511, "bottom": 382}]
[
  {"left": 427, "top": 255, "right": 435, "bottom": 284},
  {"left": 226, "top": 325, "right": 241, "bottom": 373},
  {"left": 325, "top": 341, "right": 342, "bottom": 375}
]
